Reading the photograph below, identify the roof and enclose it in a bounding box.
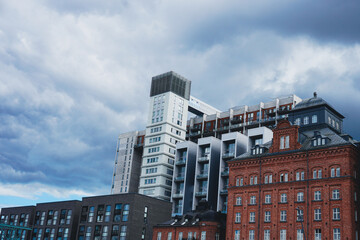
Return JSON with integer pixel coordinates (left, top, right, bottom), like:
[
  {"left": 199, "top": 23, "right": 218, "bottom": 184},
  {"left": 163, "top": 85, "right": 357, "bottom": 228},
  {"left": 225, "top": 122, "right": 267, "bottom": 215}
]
[
  {"left": 292, "top": 94, "right": 344, "bottom": 118},
  {"left": 156, "top": 209, "right": 225, "bottom": 227},
  {"left": 231, "top": 126, "right": 358, "bottom": 161}
]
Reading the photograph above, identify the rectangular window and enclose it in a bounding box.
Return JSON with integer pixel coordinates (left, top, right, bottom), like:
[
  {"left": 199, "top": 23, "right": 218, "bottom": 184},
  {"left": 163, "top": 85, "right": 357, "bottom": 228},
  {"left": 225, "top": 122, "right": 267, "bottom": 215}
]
[
  {"left": 314, "top": 209, "right": 321, "bottom": 221},
  {"left": 332, "top": 189, "right": 340, "bottom": 200},
  {"left": 167, "top": 232, "right": 172, "bottom": 240},
  {"left": 315, "top": 229, "right": 321, "bottom": 240},
  {"left": 297, "top": 192, "right": 304, "bottom": 202},
  {"left": 235, "top": 213, "right": 241, "bottom": 223},
  {"left": 157, "top": 232, "right": 162, "bottom": 240},
  {"left": 297, "top": 229, "right": 304, "bottom": 240},
  {"left": 264, "top": 211, "right": 271, "bottom": 222},
  {"left": 249, "top": 230, "right": 255, "bottom": 240},
  {"left": 122, "top": 204, "right": 130, "bottom": 222},
  {"left": 236, "top": 197, "right": 242, "bottom": 205},
  {"left": 314, "top": 191, "right": 321, "bottom": 201},
  {"left": 234, "top": 230, "right": 240, "bottom": 240},
  {"left": 333, "top": 208, "right": 340, "bottom": 220},
  {"left": 249, "top": 212, "right": 255, "bottom": 223},
  {"left": 280, "top": 136, "right": 285, "bottom": 149},
  {"left": 120, "top": 225, "right": 127, "bottom": 240},
  {"left": 280, "top": 193, "right": 287, "bottom": 203},
  {"left": 201, "top": 231, "right": 206, "bottom": 240},
  {"left": 250, "top": 196, "right": 256, "bottom": 205},
  {"left": 333, "top": 228, "right": 340, "bottom": 240},
  {"left": 265, "top": 194, "right": 271, "bottom": 204},
  {"left": 297, "top": 209, "right": 304, "bottom": 221},
  {"left": 264, "top": 230, "right": 270, "bottom": 240},
  {"left": 280, "top": 230, "right": 286, "bottom": 240},
  {"left": 178, "top": 232, "right": 182, "bottom": 240},
  {"left": 285, "top": 136, "right": 289, "bottom": 148},
  {"left": 280, "top": 211, "right": 287, "bottom": 222}
]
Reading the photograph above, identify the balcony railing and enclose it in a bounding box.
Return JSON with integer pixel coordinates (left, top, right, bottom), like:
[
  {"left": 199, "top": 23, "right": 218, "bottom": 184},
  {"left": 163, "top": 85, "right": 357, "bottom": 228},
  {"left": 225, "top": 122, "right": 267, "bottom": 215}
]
[
  {"left": 190, "top": 126, "right": 202, "bottom": 132},
  {"left": 222, "top": 152, "right": 235, "bottom": 159},
  {"left": 231, "top": 117, "right": 243, "bottom": 124},
  {"left": 198, "top": 155, "right": 210, "bottom": 162},
  {"left": 216, "top": 126, "right": 230, "bottom": 132},
  {"left": 221, "top": 167, "right": 229, "bottom": 176},
  {"left": 175, "top": 158, "right": 186, "bottom": 165},
  {"left": 195, "top": 191, "right": 207, "bottom": 197},
  {"left": 174, "top": 174, "right": 185, "bottom": 182},
  {"left": 230, "top": 123, "right": 243, "bottom": 129},
  {"left": 134, "top": 143, "right": 143, "bottom": 148},
  {"left": 220, "top": 188, "right": 228, "bottom": 195},
  {"left": 196, "top": 171, "right": 208, "bottom": 180},
  {"left": 189, "top": 131, "right": 201, "bottom": 137},
  {"left": 172, "top": 191, "right": 184, "bottom": 198}
]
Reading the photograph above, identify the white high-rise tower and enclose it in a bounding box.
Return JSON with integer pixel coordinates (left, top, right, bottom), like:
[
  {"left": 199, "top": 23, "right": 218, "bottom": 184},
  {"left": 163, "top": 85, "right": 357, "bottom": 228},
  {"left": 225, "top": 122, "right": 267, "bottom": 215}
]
[{"left": 138, "top": 72, "right": 191, "bottom": 200}]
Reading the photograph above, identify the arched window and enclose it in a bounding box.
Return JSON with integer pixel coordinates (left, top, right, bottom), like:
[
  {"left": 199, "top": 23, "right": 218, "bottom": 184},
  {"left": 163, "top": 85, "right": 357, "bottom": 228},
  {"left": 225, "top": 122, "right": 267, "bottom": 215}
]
[{"left": 303, "top": 116, "right": 309, "bottom": 125}]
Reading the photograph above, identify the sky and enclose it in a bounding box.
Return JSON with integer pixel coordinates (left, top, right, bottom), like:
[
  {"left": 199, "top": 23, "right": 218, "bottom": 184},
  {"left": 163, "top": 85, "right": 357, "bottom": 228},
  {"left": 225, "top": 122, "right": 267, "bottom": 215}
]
[{"left": 0, "top": 0, "right": 360, "bottom": 209}]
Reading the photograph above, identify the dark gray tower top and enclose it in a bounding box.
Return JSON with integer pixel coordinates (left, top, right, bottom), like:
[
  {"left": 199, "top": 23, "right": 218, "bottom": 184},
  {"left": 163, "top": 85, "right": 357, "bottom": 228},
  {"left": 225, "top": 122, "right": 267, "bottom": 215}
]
[{"left": 150, "top": 71, "right": 191, "bottom": 100}]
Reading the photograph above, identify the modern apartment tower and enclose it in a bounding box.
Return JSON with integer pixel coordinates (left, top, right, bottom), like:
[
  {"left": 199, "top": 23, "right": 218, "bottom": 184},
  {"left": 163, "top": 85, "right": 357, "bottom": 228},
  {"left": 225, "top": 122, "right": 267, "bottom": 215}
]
[{"left": 111, "top": 130, "right": 145, "bottom": 194}]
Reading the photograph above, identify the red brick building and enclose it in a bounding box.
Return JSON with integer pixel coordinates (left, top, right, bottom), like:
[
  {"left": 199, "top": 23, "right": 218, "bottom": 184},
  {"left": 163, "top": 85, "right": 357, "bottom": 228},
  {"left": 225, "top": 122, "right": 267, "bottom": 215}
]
[
  {"left": 152, "top": 202, "right": 226, "bottom": 240},
  {"left": 226, "top": 120, "right": 360, "bottom": 240}
]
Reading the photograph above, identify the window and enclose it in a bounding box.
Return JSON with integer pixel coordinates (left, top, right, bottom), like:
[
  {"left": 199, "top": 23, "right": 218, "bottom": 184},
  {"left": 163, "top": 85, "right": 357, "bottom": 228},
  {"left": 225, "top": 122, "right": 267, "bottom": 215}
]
[
  {"left": 249, "top": 230, "right": 255, "bottom": 240},
  {"left": 265, "top": 194, "right": 271, "bottom": 204},
  {"left": 314, "top": 209, "right": 321, "bottom": 221},
  {"left": 331, "top": 167, "right": 340, "bottom": 177},
  {"left": 333, "top": 228, "right": 340, "bottom": 240},
  {"left": 250, "top": 176, "right": 257, "bottom": 185},
  {"left": 236, "top": 197, "right": 242, "bottom": 206},
  {"left": 296, "top": 171, "right": 304, "bottom": 181},
  {"left": 200, "top": 231, "right": 206, "bottom": 240},
  {"left": 333, "top": 208, "right": 340, "bottom": 220},
  {"left": 264, "top": 174, "right": 272, "bottom": 184},
  {"left": 314, "top": 191, "right": 321, "bottom": 201},
  {"left": 303, "top": 116, "right": 309, "bottom": 125},
  {"left": 312, "top": 115, "right": 318, "bottom": 123},
  {"left": 356, "top": 210, "right": 358, "bottom": 222},
  {"left": 249, "top": 212, "right": 255, "bottom": 223},
  {"left": 264, "top": 211, "right": 271, "bottom": 222},
  {"left": 264, "top": 230, "right": 270, "bottom": 240},
  {"left": 280, "top": 173, "right": 288, "bottom": 182},
  {"left": 280, "top": 211, "right": 287, "bottom": 222},
  {"left": 250, "top": 196, "right": 256, "bottom": 205},
  {"left": 235, "top": 213, "right": 241, "bottom": 223},
  {"left": 104, "top": 205, "right": 111, "bottom": 222},
  {"left": 234, "top": 230, "right": 240, "bottom": 240},
  {"left": 178, "top": 232, "right": 183, "bottom": 240},
  {"left": 285, "top": 136, "right": 289, "bottom": 148},
  {"left": 313, "top": 169, "right": 322, "bottom": 179},
  {"left": 332, "top": 189, "right": 340, "bottom": 200},
  {"left": 280, "top": 230, "right": 286, "bottom": 240},
  {"left": 297, "top": 209, "right": 304, "bottom": 221},
  {"left": 188, "top": 232, "right": 192, "bottom": 239},
  {"left": 297, "top": 192, "right": 304, "bottom": 202},
  {"left": 167, "top": 232, "right": 172, "bottom": 240},
  {"left": 280, "top": 193, "right": 287, "bottom": 203},
  {"left": 120, "top": 226, "right": 127, "bottom": 240},
  {"left": 88, "top": 207, "right": 94, "bottom": 223},
  {"left": 122, "top": 204, "right": 129, "bottom": 222},
  {"left": 295, "top": 118, "right": 301, "bottom": 125},
  {"left": 297, "top": 229, "right": 304, "bottom": 240},
  {"left": 315, "top": 229, "right": 321, "bottom": 240},
  {"left": 157, "top": 232, "right": 162, "bottom": 240},
  {"left": 280, "top": 136, "right": 285, "bottom": 149}
]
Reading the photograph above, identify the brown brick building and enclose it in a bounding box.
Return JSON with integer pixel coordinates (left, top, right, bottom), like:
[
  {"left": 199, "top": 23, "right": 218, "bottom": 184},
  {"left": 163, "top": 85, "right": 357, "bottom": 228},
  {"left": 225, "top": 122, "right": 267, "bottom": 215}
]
[
  {"left": 152, "top": 201, "right": 226, "bottom": 240},
  {"left": 226, "top": 120, "right": 360, "bottom": 240}
]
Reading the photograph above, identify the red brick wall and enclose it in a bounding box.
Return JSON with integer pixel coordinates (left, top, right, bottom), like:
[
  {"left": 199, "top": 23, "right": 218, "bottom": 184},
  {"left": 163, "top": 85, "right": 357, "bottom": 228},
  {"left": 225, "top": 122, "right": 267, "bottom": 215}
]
[{"left": 227, "top": 122, "right": 360, "bottom": 239}]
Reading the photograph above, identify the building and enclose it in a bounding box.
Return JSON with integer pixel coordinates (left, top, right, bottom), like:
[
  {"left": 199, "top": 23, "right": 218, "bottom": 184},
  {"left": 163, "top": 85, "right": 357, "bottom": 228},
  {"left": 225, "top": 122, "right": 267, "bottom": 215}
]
[
  {"left": 111, "top": 71, "right": 302, "bottom": 203},
  {"left": 226, "top": 95, "right": 360, "bottom": 240},
  {"left": 76, "top": 193, "right": 171, "bottom": 240},
  {"left": 0, "top": 205, "right": 34, "bottom": 240},
  {"left": 153, "top": 201, "right": 226, "bottom": 240},
  {"left": 1, "top": 193, "right": 171, "bottom": 240},
  {"left": 111, "top": 130, "right": 145, "bottom": 194},
  {"left": 112, "top": 71, "right": 220, "bottom": 200}
]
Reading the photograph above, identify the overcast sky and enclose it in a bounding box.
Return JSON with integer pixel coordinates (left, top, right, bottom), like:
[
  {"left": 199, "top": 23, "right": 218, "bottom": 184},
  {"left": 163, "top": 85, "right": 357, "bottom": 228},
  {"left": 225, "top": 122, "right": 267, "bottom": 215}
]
[{"left": 1, "top": 0, "right": 360, "bottom": 208}]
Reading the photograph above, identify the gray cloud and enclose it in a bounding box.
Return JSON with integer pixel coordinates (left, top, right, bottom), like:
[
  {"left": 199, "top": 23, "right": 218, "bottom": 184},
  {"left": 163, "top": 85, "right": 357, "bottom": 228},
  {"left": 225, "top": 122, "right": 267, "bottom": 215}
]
[{"left": 0, "top": 0, "right": 359, "bottom": 203}]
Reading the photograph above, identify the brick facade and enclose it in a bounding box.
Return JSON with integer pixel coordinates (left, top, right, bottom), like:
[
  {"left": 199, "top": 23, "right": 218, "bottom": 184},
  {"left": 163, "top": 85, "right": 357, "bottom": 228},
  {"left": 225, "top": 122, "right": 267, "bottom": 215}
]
[{"left": 226, "top": 120, "right": 360, "bottom": 240}]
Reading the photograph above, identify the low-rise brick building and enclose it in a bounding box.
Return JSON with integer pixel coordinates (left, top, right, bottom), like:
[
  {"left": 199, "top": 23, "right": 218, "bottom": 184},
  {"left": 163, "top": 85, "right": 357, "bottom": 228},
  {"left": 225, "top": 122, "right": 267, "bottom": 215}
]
[
  {"left": 153, "top": 201, "right": 226, "bottom": 240},
  {"left": 226, "top": 119, "right": 360, "bottom": 240}
]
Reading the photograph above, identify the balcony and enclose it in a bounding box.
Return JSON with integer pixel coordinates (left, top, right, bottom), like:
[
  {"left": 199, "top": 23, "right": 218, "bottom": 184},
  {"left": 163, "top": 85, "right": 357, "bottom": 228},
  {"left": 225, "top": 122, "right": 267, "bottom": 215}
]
[
  {"left": 189, "top": 131, "right": 201, "bottom": 137},
  {"left": 203, "top": 129, "right": 215, "bottom": 137},
  {"left": 198, "top": 154, "right": 210, "bottom": 162},
  {"left": 174, "top": 174, "right": 185, "bottom": 182},
  {"left": 230, "top": 123, "right": 243, "bottom": 130},
  {"left": 190, "top": 126, "right": 202, "bottom": 132},
  {"left": 134, "top": 143, "right": 143, "bottom": 148},
  {"left": 222, "top": 152, "right": 235, "bottom": 159},
  {"left": 172, "top": 191, "right": 184, "bottom": 199},
  {"left": 221, "top": 167, "right": 229, "bottom": 177},
  {"left": 231, "top": 116, "right": 243, "bottom": 124},
  {"left": 175, "top": 158, "right": 186, "bottom": 166},
  {"left": 220, "top": 186, "right": 228, "bottom": 195},
  {"left": 173, "top": 205, "right": 183, "bottom": 215},
  {"left": 216, "top": 125, "right": 229, "bottom": 132},
  {"left": 195, "top": 191, "right": 207, "bottom": 197},
  {"left": 221, "top": 202, "right": 228, "bottom": 213},
  {"left": 196, "top": 171, "right": 208, "bottom": 180}
]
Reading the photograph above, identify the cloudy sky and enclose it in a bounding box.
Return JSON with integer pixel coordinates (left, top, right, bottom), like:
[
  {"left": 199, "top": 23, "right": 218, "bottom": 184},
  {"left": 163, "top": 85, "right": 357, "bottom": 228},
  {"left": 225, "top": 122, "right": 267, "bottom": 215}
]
[{"left": 1, "top": 0, "right": 360, "bottom": 208}]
